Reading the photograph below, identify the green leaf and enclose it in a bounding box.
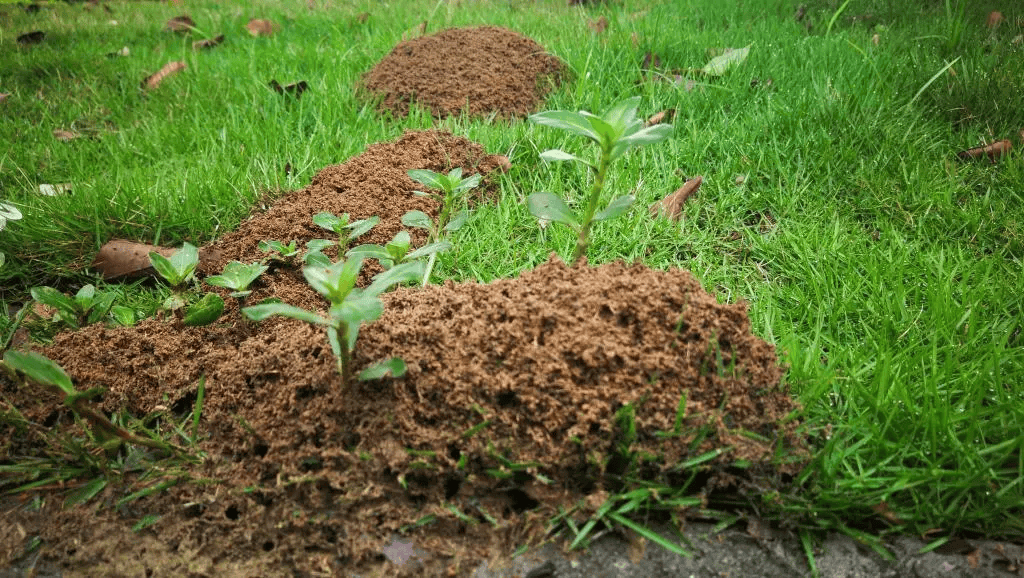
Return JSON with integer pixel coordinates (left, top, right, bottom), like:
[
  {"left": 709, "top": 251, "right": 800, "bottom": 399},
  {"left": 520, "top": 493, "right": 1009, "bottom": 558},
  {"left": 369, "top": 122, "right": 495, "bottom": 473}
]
[
  {"left": 364, "top": 260, "right": 424, "bottom": 297},
  {"left": 346, "top": 244, "right": 392, "bottom": 263},
  {"left": 406, "top": 240, "right": 452, "bottom": 260},
  {"left": 617, "top": 123, "right": 673, "bottom": 149},
  {"left": 402, "top": 210, "right": 433, "bottom": 230},
  {"left": 581, "top": 112, "right": 619, "bottom": 146},
  {"left": 206, "top": 261, "right": 268, "bottom": 292},
  {"left": 64, "top": 478, "right": 108, "bottom": 508},
  {"left": 344, "top": 216, "right": 379, "bottom": 244},
  {"left": 444, "top": 209, "right": 470, "bottom": 233},
  {"left": 358, "top": 357, "right": 407, "bottom": 381},
  {"left": 149, "top": 243, "right": 198, "bottom": 287},
  {"left": 334, "top": 295, "right": 384, "bottom": 351},
  {"left": 702, "top": 45, "right": 751, "bottom": 76},
  {"left": 85, "top": 291, "right": 117, "bottom": 325},
  {"left": 109, "top": 305, "right": 136, "bottom": 327},
  {"left": 183, "top": 293, "right": 225, "bottom": 326},
  {"left": 539, "top": 149, "right": 593, "bottom": 168},
  {"left": 529, "top": 110, "right": 601, "bottom": 143},
  {"left": 303, "top": 258, "right": 363, "bottom": 304},
  {"left": 242, "top": 303, "right": 329, "bottom": 325},
  {"left": 385, "top": 230, "right": 411, "bottom": 261},
  {"left": 527, "top": 192, "right": 579, "bottom": 229},
  {"left": 74, "top": 284, "right": 96, "bottom": 311},
  {"left": 303, "top": 251, "right": 332, "bottom": 267},
  {"left": 408, "top": 169, "right": 446, "bottom": 191},
  {"left": 313, "top": 212, "right": 349, "bottom": 233},
  {"left": 31, "top": 286, "right": 79, "bottom": 323},
  {"left": 3, "top": 350, "right": 75, "bottom": 395},
  {"left": 601, "top": 96, "right": 642, "bottom": 133},
  {"left": 452, "top": 173, "right": 482, "bottom": 195},
  {"left": 593, "top": 195, "right": 635, "bottom": 222}
]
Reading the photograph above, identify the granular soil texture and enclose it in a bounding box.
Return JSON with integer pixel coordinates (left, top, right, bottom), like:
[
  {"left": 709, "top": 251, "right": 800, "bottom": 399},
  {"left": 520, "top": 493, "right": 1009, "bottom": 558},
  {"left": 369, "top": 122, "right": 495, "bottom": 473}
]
[
  {"left": 361, "top": 26, "right": 567, "bottom": 119},
  {"left": 0, "top": 131, "right": 806, "bottom": 576}
]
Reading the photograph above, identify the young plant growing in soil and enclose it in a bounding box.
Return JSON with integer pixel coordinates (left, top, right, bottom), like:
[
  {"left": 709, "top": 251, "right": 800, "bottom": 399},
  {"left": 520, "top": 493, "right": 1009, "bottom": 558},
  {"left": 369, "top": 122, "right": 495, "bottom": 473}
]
[
  {"left": 257, "top": 239, "right": 300, "bottom": 265},
  {"left": 149, "top": 242, "right": 200, "bottom": 312},
  {"left": 346, "top": 229, "right": 451, "bottom": 271},
  {"left": 205, "top": 261, "right": 268, "bottom": 307},
  {"left": 30, "top": 284, "right": 117, "bottom": 330},
  {"left": 313, "top": 212, "right": 379, "bottom": 250},
  {"left": 403, "top": 167, "right": 481, "bottom": 285},
  {"left": 242, "top": 257, "right": 423, "bottom": 386},
  {"left": 527, "top": 96, "right": 672, "bottom": 263}
]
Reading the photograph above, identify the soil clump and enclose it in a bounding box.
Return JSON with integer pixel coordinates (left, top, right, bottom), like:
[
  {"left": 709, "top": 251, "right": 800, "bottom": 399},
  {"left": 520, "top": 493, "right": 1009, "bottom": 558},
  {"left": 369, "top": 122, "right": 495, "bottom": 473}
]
[
  {"left": 1, "top": 129, "right": 805, "bottom": 576},
  {"left": 361, "top": 26, "right": 567, "bottom": 119}
]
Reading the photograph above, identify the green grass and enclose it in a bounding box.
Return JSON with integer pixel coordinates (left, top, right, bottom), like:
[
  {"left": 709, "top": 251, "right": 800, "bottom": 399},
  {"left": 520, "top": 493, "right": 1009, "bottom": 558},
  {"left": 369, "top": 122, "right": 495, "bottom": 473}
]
[{"left": 2, "top": 0, "right": 1023, "bottom": 545}]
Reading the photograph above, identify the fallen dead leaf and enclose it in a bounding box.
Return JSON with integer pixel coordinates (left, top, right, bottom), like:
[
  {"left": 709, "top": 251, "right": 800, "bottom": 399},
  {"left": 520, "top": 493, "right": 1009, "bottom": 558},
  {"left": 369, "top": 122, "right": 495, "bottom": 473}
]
[
  {"left": 105, "top": 46, "right": 129, "bottom": 57},
  {"left": 986, "top": 11, "right": 1003, "bottom": 29},
  {"left": 871, "top": 33, "right": 879, "bottom": 45},
  {"left": 192, "top": 35, "right": 224, "bottom": 50},
  {"left": 966, "top": 548, "right": 981, "bottom": 569},
  {"left": 246, "top": 18, "right": 276, "bottom": 36},
  {"left": 17, "top": 31, "right": 45, "bottom": 45},
  {"left": 0, "top": 93, "right": 11, "bottom": 104},
  {"left": 38, "top": 183, "right": 72, "bottom": 196},
  {"left": 644, "top": 109, "right": 674, "bottom": 127},
  {"left": 641, "top": 51, "right": 661, "bottom": 71},
  {"left": 630, "top": 31, "right": 639, "bottom": 48},
  {"left": 956, "top": 139, "right": 1012, "bottom": 162},
  {"left": 871, "top": 501, "right": 904, "bottom": 525},
  {"left": 92, "top": 240, "right": 219, "bottom": 280},
  {"left": 588, "top": 16, "right": 608, "bottom": 34},
  {"left": 165, "top": 15, "right": 196, "bottom": 33},
  {"left": 649, "top": 176, "right": 702, "bottom": 222},
  {"left": 486, "top": 154, "right": 512, "bottom": 173},
  {"left": 1013, "top": 35, "right": 1023, "bottom": 46},
  {"left": 142, "top": 61, "right": 186, "bottom": 90},
  {"left": 268, "top": 79, "right": 309, "bottom": 99},
  {"left": 355, "top": 12, "right": 369, "bottom": 23},
  {"left": 53, "top": 129, "right": 81, "bottom": 142}
]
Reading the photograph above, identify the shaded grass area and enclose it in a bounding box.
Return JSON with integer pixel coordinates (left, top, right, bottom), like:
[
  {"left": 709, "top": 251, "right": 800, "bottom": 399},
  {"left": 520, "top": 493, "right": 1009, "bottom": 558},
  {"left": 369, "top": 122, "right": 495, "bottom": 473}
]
[{"left": 1, "top": 0, "right": 1023, "bottom": 546}]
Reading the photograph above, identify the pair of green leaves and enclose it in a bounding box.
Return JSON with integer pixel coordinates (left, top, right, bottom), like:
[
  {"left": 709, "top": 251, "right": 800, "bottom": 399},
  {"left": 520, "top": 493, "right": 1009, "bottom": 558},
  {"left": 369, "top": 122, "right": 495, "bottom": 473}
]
[
  {"left": 31, "top": 284, "right": 117, "bottom": 330},
  {"left": 408, "top": 167, "right": 481, "bottom": 201},
  {"left": 206, "top": 261, "right": 268, "bottom": 298},
  {"left": 149, "top": 242, "right": 199, "bottom": 289},
  {"left": 347, "top": 229, "right": 451, "bottom": 270},
  {"left": 527, "top": 193, "right": 634, "bottom": 232}
]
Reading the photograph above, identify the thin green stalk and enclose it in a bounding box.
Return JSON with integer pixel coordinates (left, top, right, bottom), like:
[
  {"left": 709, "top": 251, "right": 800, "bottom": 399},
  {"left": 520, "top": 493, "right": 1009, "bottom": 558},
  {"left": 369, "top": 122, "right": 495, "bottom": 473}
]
[{"left": 573, "top": 150, "right": 611, "bottom": 263}]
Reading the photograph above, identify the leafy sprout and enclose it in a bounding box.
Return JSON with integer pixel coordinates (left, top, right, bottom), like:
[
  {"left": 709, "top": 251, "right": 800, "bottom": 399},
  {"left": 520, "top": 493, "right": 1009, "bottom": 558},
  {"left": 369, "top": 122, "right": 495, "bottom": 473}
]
[
  {"left": 404, "top": 167, "right": 482, "bottom": 285},
  {"left": 30, "top": 284, "right": 117, "bottom": 330},
  {"left": 149, "top": 242, "right": 200, "bottom": 312},
  {"left": 346, "top": 230, "right": 451, "bottom": 271},
  {"left": 527, "top": 96, "right": 672, "bottom": 263},
  {"left": 313, "top": 213, "right": 379, "bottom": 248},
  {"left": 258, "top": 239, "right": 300, "bottom": 264}
]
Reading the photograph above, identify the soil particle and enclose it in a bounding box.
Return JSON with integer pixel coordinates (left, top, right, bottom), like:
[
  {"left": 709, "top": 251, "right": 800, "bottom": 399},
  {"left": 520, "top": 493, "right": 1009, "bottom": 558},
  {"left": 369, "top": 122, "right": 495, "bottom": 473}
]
[
  {"left": 361, "top": 26, "right": 567, "bottom": 119},
  {"left": 2, "top": 129, "right": 805, "bottom": 576}
]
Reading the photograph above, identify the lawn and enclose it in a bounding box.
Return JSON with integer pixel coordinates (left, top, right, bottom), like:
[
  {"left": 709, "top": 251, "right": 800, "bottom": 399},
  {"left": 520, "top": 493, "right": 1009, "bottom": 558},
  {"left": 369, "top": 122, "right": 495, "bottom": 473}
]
[{"left": 1, "top": 0, "right": 1023, "bottom": 569}]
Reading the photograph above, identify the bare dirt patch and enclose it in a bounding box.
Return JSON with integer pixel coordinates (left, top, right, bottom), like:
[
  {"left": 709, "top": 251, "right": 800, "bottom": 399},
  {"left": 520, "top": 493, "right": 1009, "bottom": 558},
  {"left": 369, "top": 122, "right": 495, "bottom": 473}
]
[{"left": 361, "top": 26, "right": 567, "bottom": 119}]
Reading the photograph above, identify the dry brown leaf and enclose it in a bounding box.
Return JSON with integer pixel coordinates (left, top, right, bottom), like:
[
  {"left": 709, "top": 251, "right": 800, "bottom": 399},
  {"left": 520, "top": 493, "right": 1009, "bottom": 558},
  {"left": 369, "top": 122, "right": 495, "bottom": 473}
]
[
  {"left": 649, "top": 176, "right": 702, "bottom": 222},
  {"left": 192, "top": 35, "right": 225, "bottom": 50},
  {"left": 0, "top": 93, "right": 9, "bottom": 104},
  {"left": 53, "top": 129, "right": 80, "bottom": 142},
  {"left": 268, "top": 79, "right": 309, "bottom": 99},
  {"left": 355, "top": 12, "right": 369, "bottom": 23},
  {"left": 870, "top": 501, "right": 904, "bottom": 525},
  {"left": 588, "top": 16, "right": 608, "bottom": 34},
  {"left": 957, "top": 139, "right": 1012, "bottom": 162},
  {"left": 488, "top": 154, "right": 512, "bottom": 173},
  {"left": 142, "top": 61, "right": 185, "bottom": 90},
  {"left": 871, "top": 33, "right": 879, "bottom": 45},
  {"left": 966, "top": 548, "right": 981, "bottom": 569},
  {"left": 165, "top": 15, "right": 195, "bottom": 33},
  {"left": 17, "top": 31, "right": 45, "bottom": 45},
  {"left": 986, "top": 11, "right": 1004, "bottom": 29},
  {"left": 92, "top": 240, "right": 174, "bottom": 280},
  {"left": 630, "top": 31, "right": 639, "bottom": 48},
  {"left": 644, "top": 109, "right": 674, "bottom": 127},
  {"left": 246, "top": 18, "right": 276, "bottom": 36}
]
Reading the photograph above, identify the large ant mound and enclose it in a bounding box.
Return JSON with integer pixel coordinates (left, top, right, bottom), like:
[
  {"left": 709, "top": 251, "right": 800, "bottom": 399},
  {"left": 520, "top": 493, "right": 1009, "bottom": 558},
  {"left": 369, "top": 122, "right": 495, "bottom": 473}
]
[
  {"left": 361, "top": 26, "right": 566, "bottom": 119},
  {"left": 3, "top": 130, "right": 805, "bottom": 576}
]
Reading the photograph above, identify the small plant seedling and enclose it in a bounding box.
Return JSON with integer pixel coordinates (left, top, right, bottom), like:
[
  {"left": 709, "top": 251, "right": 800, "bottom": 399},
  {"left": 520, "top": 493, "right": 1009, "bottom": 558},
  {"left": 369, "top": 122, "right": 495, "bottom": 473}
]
[
  {"left": 303, "top": 238, "right": 336, "bottom": 267},
  {"left": 313, "top": 213, "right": 379, "bottom": 249},
  {"left": 149, "top": 242, "right": 200, "bottom": 311},
  {"left": 30, "top": 284, "right": 117, "bottom": 330},
  {"left": 404, "top": 167, "right": 481, "bottom": 284},
  {"left": 242, "top": 258, "right": 423, "bottom": 386},
  {"left": 258, "top": 239, "right": 300, "bottom": 264},
  {"left": 206, "top": 261, "right": 268, "bottom": 300},
  {"left": 527, "top": 96, "right": 672, "bottom": 263},
  {"left": 346, "top": 230, "right": 452, "bottom": 270}
]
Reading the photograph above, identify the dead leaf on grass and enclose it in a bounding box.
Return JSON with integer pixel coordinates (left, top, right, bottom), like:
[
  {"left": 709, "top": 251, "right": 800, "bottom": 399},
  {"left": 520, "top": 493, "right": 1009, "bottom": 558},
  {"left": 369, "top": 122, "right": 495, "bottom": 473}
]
[
  {"left": 92, "top": 240, "right": 219, "bottom": 280},
  {"left": 142, "top": 61, "right": 186, "bottom": 90},
  {"left": 644, "top": 109, "right": 674, "bottom": 127},
  {"left": 966, "top": 548, "right": 981, "bottom": 569},
  {"left": 987, "top": 11, "right": 1004, "bottom": 29},
  {"left": 649, "top": 176, "right": 702, "bottom": 222},
  {"left": 956, "top": 139, "right": 1012, "bottom": 162},
  {"left": 246, "top": 18, "right": 276, "bottom": 36},
  {"left": 588, "top": 16, "right": 608, "bottom": 34},
  {"left": 486, "top": 154, "right": 512, "bottom": 173},
  {"left": 871, "top": 33, "right": 880, "bottom": 45},
  {"left": 192, "top": 35, "right": 224, "bottom": 50},
  {"left": 871, "top": 501, "right": 904, "bottom": 525},
  {"left": 105, "top": 46, "right": 129, "bottom": 57},
  {"left": 268, "top": 79, "right": 309, "bottom": 99},
  {"left": 355, "top": 12, "right": 369, "bottom": 23},
  {"left": 0, "top": 93, "right": 9, "bottom": 104},
  {"left": 52, "top": 129, "right": 81, "bottom": 142},
  {"left": 702, "top": 45, "right": 750, "bottom": 76},
  {"left": 17, "top": 31, "right": 45, "bottom": 45},
  {"left": 38, "top": 183, "right": 72, "bottom": 196},
  {"left": 165, "top": 15, "right": 196, "bottom": 33}
]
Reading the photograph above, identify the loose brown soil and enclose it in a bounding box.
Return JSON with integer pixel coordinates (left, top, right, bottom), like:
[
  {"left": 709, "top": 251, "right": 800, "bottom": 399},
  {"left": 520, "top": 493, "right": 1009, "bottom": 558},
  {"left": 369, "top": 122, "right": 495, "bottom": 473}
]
[
  {"left": 361, "top": 26, "right": 567, "bottom": 119},
  {"left": 1, "top": 128, "right": 806, "bottom": 576}
]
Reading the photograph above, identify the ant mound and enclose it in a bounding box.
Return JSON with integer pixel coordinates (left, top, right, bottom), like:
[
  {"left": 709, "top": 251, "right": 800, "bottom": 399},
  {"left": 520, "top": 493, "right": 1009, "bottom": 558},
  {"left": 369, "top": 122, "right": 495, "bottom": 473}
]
[
  {"left": 2, "top": 130, "right": 806, "bottom": 576},
  {"left": 361, "top": 25, "right": 566, "bottom": 119}
]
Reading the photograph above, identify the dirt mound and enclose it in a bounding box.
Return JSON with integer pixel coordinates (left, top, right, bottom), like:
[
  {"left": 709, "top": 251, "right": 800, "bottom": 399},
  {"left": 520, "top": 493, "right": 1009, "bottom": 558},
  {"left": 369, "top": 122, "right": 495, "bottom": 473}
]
[
  {"left": 361, "top": 26, "right": 567, "bottom": 119},
  {"left": 2, "top": 130, "right": 805, "bottom": 576}
]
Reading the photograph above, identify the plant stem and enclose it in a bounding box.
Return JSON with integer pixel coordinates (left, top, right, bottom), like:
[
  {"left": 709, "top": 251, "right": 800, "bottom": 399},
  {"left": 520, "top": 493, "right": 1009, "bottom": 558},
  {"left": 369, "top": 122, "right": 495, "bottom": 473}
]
[
  {"left": 572, "top": 149, "right": 611, "bottom": 264},
  {"left": 421, "top": 250, "right": 439, "bottom": 286}
]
